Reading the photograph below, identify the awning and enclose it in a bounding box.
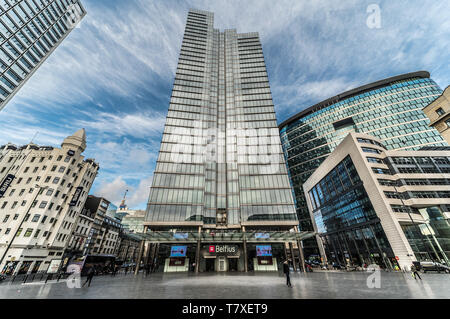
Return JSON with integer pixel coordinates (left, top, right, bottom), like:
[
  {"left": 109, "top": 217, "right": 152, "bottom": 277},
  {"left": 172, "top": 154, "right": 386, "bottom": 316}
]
[{"left": 133, "top": 230, "right": 316, "bottom": 243}]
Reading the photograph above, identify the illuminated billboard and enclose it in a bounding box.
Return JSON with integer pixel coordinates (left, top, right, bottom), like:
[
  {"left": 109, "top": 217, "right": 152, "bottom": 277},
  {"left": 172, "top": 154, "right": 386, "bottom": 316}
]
[{"left": 256, "top": 245, "right": 272, "bottom": 257}]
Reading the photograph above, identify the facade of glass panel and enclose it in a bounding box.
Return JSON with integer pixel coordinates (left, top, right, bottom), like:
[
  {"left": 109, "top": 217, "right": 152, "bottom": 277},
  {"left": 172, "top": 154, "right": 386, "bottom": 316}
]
[
  {"left": 143, "top": 9, "right": 312, "bottom": 273},
  {"left": 279, "top": 72, "right": 448, "bottom": 257},
  {"left": 308, "top": 155, "right": 398, "bottom": 269},
  {"left": 0, "top": 0, "right": 85, "bottom": 111},
  {"left": 304, "top": 132, "right": 450, "bottom": 270}
]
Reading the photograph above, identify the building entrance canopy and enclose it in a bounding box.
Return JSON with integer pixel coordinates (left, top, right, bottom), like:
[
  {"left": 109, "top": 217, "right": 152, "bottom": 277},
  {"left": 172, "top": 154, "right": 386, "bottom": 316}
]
[{"left": 135, "top": 231, "right": 315, "bottom": 244}]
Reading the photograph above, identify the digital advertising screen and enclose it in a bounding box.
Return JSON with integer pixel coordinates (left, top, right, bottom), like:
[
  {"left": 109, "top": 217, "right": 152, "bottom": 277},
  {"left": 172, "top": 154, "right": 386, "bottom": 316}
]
[
  {"left": 170, "top": 245, "right": 187, "bottom": 257},
  {"left": 256, "top": 245, "right": 272, "bottom": 257}
]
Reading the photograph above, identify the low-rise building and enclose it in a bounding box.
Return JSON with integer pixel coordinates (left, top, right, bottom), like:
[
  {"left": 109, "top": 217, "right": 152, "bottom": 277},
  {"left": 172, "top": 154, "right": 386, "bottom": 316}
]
[
  {"left": 423, "top": 86, "right": 450, "bottom": 144},
  {"left": 0, "top": 129, "right": 99, "bottom": 275},
  {"left": 82, "top": 196, "right": 122, "bottom": 256},
  {"left": 117, "top": 232, "right": 142, "bottom": 264},
  {"left": 303, "top": 132, "right": 450, "bottom": 270}
]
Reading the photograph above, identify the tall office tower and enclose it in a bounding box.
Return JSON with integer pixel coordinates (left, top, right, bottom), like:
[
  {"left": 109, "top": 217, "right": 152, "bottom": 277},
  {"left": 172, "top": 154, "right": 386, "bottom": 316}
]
[
  {"left": 0, "top": 0, "right": 86, "bottom": 111},
  {"left": 279, "top": 72, "right": 447, "bottom": 259},
  {"left": 142, "top": 9, "right": 312, "bottom": 273}
]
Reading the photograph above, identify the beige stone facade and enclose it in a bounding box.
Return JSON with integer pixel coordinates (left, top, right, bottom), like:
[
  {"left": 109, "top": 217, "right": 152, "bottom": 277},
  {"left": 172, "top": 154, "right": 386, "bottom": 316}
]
[
  {"left": 0, "top": 129, "right": 99, "bottom": 275},
  {"left": 423, "top": 86, "right": 450, "bottom": 144}
]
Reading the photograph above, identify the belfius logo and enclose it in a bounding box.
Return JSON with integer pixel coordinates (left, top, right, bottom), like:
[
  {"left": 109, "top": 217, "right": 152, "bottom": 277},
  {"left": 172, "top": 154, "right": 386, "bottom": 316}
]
[{"left": 209, "top": 245, "right": 236, "bottom": 253}]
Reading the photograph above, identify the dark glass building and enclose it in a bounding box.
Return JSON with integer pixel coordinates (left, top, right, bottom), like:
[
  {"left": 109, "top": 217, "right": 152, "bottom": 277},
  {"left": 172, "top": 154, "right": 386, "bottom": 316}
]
[
  {"left": 140, "top": 9, "right": 313, "bottom": 274},
  {"left": 279, "top": 71, "right": 448, "bottom": 259}
]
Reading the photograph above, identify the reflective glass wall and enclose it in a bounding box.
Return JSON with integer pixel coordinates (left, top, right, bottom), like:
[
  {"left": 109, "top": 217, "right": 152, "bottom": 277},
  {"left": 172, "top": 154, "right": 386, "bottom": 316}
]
[
  {"left": 308, "top": 155, "right": 397, "bottom": 269},
  {"left": 0, "top": 0, "right": 85, "bottom": 110},
  {"left": 146, "top": 10, "right": 297, "bottom": 225},
  {"left": 280, "top": 75, "right": 447, "bottom": 233}
]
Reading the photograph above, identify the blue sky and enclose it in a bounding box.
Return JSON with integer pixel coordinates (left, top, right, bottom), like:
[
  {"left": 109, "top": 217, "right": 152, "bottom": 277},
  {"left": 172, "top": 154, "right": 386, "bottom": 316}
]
[{"left": 0, "top": 0, "right": 449, "bottom": 209}]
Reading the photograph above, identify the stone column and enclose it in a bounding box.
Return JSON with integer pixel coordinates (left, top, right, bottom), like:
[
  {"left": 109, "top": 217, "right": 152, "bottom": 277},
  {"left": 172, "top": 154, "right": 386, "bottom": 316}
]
[
  {"left": 195, "top": 226, "right": 201, "bottom": 273},
  {"left": 316, "top": 234, "right": 328, "bottom": 267},
  {"left": 134, "top": 226, "right": 148, "bottom": 275},
  {"left": 242, "top": 226, "right": 248, "bottom": 272},
  {"left": 297, "top": 240, "right": 306, "bottom": 273},
  {"left": 289, "top": 242, "right": 297, "bottom": 271}
]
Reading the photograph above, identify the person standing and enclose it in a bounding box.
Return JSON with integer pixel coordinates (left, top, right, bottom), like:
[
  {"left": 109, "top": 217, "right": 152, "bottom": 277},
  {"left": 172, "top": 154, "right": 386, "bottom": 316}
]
[
  {"left": 82, "top": 266, "right": 96, "bottom": 287},
  {"left": 411, "top": 263, "right": 422, "bottom": 280},
  {"left": 283, "top": 260, "right": 292, "bottom": 287}
]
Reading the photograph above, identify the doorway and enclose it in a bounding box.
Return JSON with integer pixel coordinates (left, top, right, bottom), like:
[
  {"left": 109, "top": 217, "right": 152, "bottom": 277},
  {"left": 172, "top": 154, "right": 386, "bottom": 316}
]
[
  {"left": 205, "top": 258, "right": 215, "bottom": 272},
  {"left": 218, "top": 256, "right": 227, "bottom": 272},
  {"left": 228, "top": 258, "right": 238, "bottom": 272}
]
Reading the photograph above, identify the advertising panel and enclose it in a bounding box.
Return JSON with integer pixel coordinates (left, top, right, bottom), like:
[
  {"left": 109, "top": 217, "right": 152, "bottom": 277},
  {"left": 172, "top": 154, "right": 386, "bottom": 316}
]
[
  {"left": 170, "top": 246, "right": 187, "bottom": 257},
  {"left": 256, "top": 245, "right": 272, "bottom": 256}
]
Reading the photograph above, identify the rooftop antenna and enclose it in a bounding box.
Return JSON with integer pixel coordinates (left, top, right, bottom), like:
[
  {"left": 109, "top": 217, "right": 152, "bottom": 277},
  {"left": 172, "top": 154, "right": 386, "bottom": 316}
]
[{"left": 30, "top": 131, "right": 39, "bottom": 144}]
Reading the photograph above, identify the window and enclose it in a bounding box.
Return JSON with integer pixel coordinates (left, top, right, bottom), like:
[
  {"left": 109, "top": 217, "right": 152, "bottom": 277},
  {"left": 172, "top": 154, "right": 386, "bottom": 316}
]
[
  {"left": 362, "top": 147, "right": 382, "bottom": 154},
  {"left": 11, "top": 201, "right": 18, "bottom": 209},
  {"left": 436, "top": 107, "right": 445, "bottom": 117},
  {"left": 5, "top": 228, "right": 11, "bottom": 235},
  {"left": 57, "top": 155, "right": 62, "bottom": 161},
  {"left": 46, "top": 188, "right": 54, "bottom": 196},
  {"left": 52, "top": 177, "right": 60, "bottom": 184},
  {"left": 13, "top": 214, "right": 19, "bottom": 220},
  {"left": 51, "top": 165, "right": 57, "bottom": 172},
  {"left": 24, "top": 228, "right": 33, "bottom": 237},
  {"left": 58, "top": 166, "right": 65, "bottom": 173},
  {"left": 34, "top": 229, "right": 41, "bottom": 238},
  {"left": 3, "top": 215, "right": 10, "bottom": 222},
  {"left": 39, "top": 201, "right": 48, "bottom": 209},
  {"left": 367, "top": 157, "right": 384, "bottom": 164},
  {"left": 372, "top": 167, "right": 391, "bottom": 175},
  {"left": 41, "top": 216, "right": 47, "bottom": 223},
  {"left": 32, "top": 214, "right": 41, "bottom": 223}
]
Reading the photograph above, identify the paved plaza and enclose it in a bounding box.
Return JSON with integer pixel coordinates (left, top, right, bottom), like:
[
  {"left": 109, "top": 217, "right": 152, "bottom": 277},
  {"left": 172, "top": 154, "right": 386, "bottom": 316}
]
[{"left": 0, "top": 271, "right": 449, "bottom": 299}]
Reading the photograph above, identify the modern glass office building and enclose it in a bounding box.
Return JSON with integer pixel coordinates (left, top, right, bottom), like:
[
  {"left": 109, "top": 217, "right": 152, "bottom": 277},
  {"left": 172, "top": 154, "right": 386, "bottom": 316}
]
[
  {"left": 141, "top": 9, "right": 313, "bottom": 273},
  {"left": 303, "top": 132, "right": 450, "bottom": 270},
  {"left": 279, "top": 72, "right": 447, "bottom": 258},
  {"left": 0, "top": 0, "right": 85, "bottom": 111}
]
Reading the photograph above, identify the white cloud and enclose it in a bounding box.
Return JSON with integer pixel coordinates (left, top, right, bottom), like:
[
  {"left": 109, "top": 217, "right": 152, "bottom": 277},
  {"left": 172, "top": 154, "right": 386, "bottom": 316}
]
[
  {"left": 94, "top": 174, "right": 153, "bottom": 209},
  {"left": 75, "top": 111, "right": 166, "bottom": 140}
]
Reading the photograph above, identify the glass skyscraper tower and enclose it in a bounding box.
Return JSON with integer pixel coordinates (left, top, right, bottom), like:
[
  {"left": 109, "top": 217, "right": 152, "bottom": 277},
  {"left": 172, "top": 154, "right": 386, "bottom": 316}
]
[
  {"left": 279, "top": 72, "right": 447, "bottom": 258},
  {"left": 142, "top": 9, "right": 312, "bottom": 273},
  {"left": 0, "top": 0, "right": 85, "bottom": 111}
]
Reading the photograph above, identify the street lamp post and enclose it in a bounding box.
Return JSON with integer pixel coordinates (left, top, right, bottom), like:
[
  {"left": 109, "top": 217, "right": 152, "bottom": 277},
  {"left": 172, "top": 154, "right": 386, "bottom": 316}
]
[{"left": 0, "top": 184, "right": 49, "bottom": 271}]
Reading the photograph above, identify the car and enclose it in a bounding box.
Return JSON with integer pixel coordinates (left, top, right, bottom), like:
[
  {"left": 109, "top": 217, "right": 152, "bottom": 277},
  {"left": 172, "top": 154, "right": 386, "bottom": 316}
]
[{"left": 420, "top": 261, "right": 450, "bottom": 273}]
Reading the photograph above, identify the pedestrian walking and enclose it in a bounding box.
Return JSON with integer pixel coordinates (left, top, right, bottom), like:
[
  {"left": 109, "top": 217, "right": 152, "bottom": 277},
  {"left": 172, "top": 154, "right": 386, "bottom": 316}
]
[
  {"left": 145, "top": 263, "right": 151, "bottom": 276},
  {"left": 411, "top": 263, "right": 422, "bottom": 280},
  {"left": 82, "top": 266, "right": 96, "bottom": 287},
  {"left": 283, "top": 260, "right": 292, "bottom": 287}
]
